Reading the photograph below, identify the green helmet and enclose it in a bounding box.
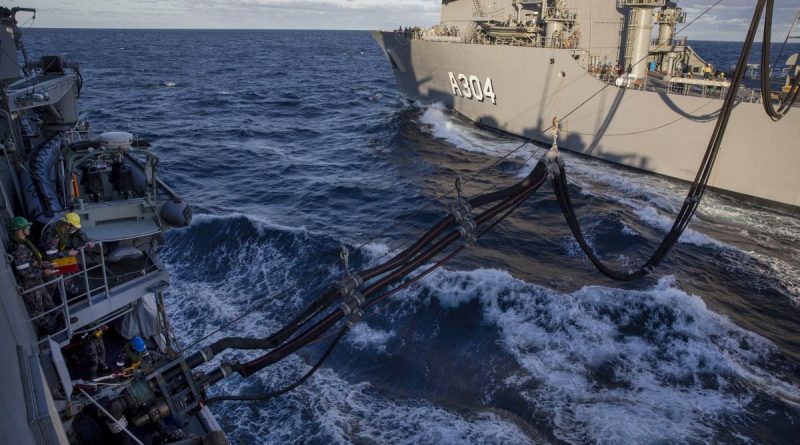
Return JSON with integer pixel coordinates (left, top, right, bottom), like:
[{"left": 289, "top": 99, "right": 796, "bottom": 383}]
[{"left": 7, "top": 216, "right": 32, "bottom": 233}]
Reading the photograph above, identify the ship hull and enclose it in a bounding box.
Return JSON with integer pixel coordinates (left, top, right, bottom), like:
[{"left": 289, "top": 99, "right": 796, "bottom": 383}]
[{"left": 373, "top": 31, "right": 800, "bottom": 212}]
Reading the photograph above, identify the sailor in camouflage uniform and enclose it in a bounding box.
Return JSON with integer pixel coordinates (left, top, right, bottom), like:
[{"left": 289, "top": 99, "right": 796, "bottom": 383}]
[
  {"left": 41, "top": 212, "right": 95, "bottom": 260},
  {"left": 7, "top": 216, "right": 58, "bottom": 333},
  {"left": 41, "top": 212, "right": 95, "bottom": 295},
  {"left": 86, "top": 326, "right": 109, "bottom": 378}
]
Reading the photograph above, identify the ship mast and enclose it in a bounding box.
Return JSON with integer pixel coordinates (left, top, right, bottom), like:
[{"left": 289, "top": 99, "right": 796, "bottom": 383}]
[{"left": 619, "top": 0, "right": 669, "bottom": 80}]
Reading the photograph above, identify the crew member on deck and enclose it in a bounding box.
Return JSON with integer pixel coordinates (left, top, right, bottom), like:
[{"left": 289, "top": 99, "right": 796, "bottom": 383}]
[
  {"left": 41, "top": 212, "right": 96, "bottom": 260},
  {"left": 7, "top": 216, "right": 59, "bottom": 333},
  {"left": 703, "top": 63, "right": 714, "bottom": 79},
  {"left": 123, "top": 336, "right": 150, "bottom": 370},
  {"left": 86, "top": 325, "right": 109, "bottom": 378}
]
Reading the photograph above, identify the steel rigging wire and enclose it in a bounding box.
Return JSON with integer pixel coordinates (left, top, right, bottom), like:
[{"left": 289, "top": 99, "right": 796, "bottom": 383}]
[
  {"left": 200, "top": 163, "right": 549, "bottom": 401},
  {"left": 551, "top": 0, "right": 798, "bottom": 282},
  {"left": 204, "top": 173, "right": 546, "bottom": 403},
  {"left": 193, "top": 0, "right": 798, "bottom": 403},
  {"left": 178, "top": 0, "right": 728, "bottom": 359}
]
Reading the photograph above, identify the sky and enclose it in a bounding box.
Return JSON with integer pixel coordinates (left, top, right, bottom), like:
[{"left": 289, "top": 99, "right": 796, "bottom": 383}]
[{"left": 7, "top": 0, "right": 800, "bottom": 41}]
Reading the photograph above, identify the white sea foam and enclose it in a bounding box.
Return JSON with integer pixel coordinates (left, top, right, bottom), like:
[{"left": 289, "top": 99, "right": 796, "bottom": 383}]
[
  {"left": 189, "top": 211, "right": 311, "bottom": 236},
  {"left": 414, "top": 105, "right": 800, "bottom": 303},
  {"left": 162, "top": 212, "right": 319, "bottom": 345},
  {"left": 418, "top": 103, "right": 540, "bottom": 174},
  {"left": 390, "top": 268, "right": 798, "bottom": 444},
  {"left": 214, "top": 356, "right": 535, "bottom": 445},
  {"left": 346, "top": 323, "right": 396, "bottom": 354},
  {"left": 632, "top": 205, "right": 724, "bottom": 248},
  {"left": 359, "top": 241, "right": 392, "bottom": 264},
  {"left": 620, "top": 223, "right": 639, "bottom": 237}
]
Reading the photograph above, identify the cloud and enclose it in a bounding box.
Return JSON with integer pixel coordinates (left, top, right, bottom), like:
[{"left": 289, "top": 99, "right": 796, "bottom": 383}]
[
  {"left": 24, "top": 0, "right": 440, "bottom": 29},
  {"left": 678, "top": 0, "right": 799, "bottom": 41},
  {"left": 18, "top": 0, "right": 800, "bottom": 41}
]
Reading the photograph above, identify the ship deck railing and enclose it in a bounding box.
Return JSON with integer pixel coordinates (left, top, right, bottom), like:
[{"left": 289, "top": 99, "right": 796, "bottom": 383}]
[
  {"left": 587, "top": 69, "right": 797, "bottom": 104},
  {"left": 650, "top": 37, "right": 688, "bottom": 47},
  {"left": 398, "top": 27, "right": 580, "bottom": 49},
  {"left": 419, "top": 35, "right": 464, "bottom": 43},
  {"left": 21, "top": 242, "right": 169, "bottom": 348}
]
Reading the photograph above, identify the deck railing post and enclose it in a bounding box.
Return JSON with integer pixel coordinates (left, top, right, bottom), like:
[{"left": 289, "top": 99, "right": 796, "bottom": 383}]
[
  {"left": 59, "top": 277, "right": 72, "bottom": 338},
  {"left": 80, "top": 247, "right": 92, "bottom": 304},
  {"left": 99, "top": 242, "right": 110, "bottom": 297}
]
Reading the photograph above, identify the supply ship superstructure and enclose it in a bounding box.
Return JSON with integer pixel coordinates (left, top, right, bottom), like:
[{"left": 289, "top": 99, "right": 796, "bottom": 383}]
[
  {"left": 0, "top": 7, "right": 230, "bottom": 444},
  {"left": 373, "top": 0, "right": 800, "bottom": 211}
]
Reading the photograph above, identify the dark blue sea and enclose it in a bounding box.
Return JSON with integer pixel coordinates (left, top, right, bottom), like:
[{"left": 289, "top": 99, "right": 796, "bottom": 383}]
[{"left": 25, "top": 29, "right": 800, "bottom": 444}]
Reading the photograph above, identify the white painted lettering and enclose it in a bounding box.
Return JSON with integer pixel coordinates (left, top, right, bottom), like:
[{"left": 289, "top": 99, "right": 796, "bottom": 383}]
[
  {"left": 448, "top": 72, "right": 496, "bottom": 105},
  {"left": 458, "top": 74, "right": 472, "bottom": 99},
  {"left": 483, "top": 77, "right": 496, "bottom": 104},
  {"left": 469, "top": 75, "right": 484, "bottom": 101},
  {"left": 448, "top": 72, "right": 462, "bottom": 96}
]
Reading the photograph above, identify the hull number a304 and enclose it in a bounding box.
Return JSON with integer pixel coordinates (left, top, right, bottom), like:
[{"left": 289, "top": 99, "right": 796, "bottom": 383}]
[{"left": 448, "top": 72, "right": 496, "bottom": 104}]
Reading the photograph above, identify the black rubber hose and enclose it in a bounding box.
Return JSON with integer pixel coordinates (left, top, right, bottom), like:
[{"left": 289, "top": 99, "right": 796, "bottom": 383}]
[
  {"left": 361, "top": 215, "right": 454, "bottom": 281},
  {"left": 191, "top": 215, "right": 456, "bottom": 367},
  {"left": 238, "top": 309, "right": 342, "bottom": 376},
  {"left": 185, "top": 287, "right": 341, "bottom": 368},
  {"left": 365, "top": 173, "right": 546, "bottom": 311},
  {"left": 205, "top": 326, "right": 349, "bottom": 404},
  {"left": 237, "top": 207, "right": 503, "bottom": 374},
  {"left": 209, "top": 167, "right": 548, "bottom": 397},
  {"left": 362, "top": 165, "right": 548, "bottom": 280},
  {"left": 236, "top": 162, "right": 548, "bottom": 376},
  {"left": 190, "top": 162, "right": 548, "bottom": 368},
  {"left": 760, "top": 0, "right": 800, "bottom": 121},
  {"left": 552, "top": 0, "right": 766, "bottom": 281},
  {"left": 361, "top": 162, "right": 548, "bottom": 297},
  {"left": 363, "top": 174, "right": 545, "bottom": 297}
]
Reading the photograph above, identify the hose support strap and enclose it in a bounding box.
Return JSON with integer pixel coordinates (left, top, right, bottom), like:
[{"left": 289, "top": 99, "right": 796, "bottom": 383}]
[{"left": 337, "top": 246, "right": 364, "bottom": 326}]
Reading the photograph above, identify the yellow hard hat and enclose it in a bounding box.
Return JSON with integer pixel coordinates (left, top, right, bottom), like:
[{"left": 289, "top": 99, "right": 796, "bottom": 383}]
[{"left": 64, "top": 212, "right": 82, "bottom": 229}]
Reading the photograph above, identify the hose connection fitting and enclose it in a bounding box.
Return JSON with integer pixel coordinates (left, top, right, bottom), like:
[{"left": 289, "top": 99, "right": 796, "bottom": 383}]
[{"left": 337, "top": 246, "right": 364, "bottom": 327}]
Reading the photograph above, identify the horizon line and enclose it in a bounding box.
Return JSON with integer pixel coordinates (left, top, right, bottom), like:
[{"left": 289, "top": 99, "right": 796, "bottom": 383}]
[{"left": 24, "top": 27, "right": 785, "bottom": 43}]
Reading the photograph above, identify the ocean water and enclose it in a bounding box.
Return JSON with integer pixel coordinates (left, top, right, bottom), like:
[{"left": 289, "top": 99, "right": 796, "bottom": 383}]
[{"left": 25, "top": 29, "right": 800, "bottom": 444}]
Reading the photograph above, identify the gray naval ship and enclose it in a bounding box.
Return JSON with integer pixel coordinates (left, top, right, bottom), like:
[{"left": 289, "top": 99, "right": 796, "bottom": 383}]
[
  {"left": 373, "top": 0, "right": 800, "bottom": 212},
  {"left": 0, "top": 7, "right": 232, "bottom": 445}
]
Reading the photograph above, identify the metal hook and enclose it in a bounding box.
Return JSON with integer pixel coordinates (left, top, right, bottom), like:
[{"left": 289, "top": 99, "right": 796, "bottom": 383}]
[
  {"left": 339, "top": 245, "right": 350, "bottom": 272},
  {"left": 455, "top": 175, "right": 465, "bottom": 200}
]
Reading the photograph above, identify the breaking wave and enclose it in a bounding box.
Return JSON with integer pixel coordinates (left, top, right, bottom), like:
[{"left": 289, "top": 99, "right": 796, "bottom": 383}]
[
  {"left": 416, "top": 102, "right": 800, "bottom": 304},
  {"left": 392, "top": 268, "right": 799, "bottom": 444},
  {"left": 61, "top": 27, "right": 799, "bottom": 444},
  {"left": 162, "top": 211, "right": 798, "bottom": 444}
]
